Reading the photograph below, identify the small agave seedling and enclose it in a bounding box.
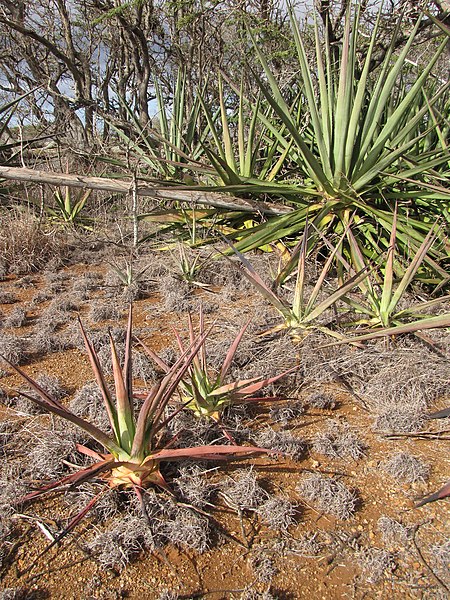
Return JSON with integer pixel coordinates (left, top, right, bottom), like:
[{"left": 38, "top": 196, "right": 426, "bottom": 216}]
[
  {"left": 173, "top": 243, "right": 211, "bottom": 288},
  {"left": 224, "top": 224, "right": 369, "bottom": 342},
  {"left": 2, "top": 307, "right": 269, "bottom": 550},
  {"left": 141, "top": 308, "right": 297, "bottom": 427},
  {"left": 336, "top": 210, "right": 450, "bottom": 343}
]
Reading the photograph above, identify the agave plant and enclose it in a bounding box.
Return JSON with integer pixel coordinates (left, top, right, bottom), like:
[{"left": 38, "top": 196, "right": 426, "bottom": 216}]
[
  {"left": 335, "top": 210, "right": 450, "bottom": 343},
  {"left": 224, "top": 225, "right": 369, "bottom": 342},
  {"left": 44, "top": 186, "right": 93, "bottom": 229},
  {"left": 197, "top": 4, "right": 450, "bottom": 271},
  {"left": 2, "top": 307, "right": 269, "bottom": 545},
  {"left": 141, "top": 308, "right": 297, "bottom": 425}
]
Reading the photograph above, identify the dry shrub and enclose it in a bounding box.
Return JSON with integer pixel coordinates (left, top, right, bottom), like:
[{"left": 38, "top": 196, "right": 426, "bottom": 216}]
[
  {"left": 296, "top": 473, "right": 357, "bottom": 519},
  {"left": 381, "top": 452, "right": 430, "bottom": 483},
  {"left": 0, "top": 210, "right": 67, "bottom": 274},
  {"left": 312, "top": 419, "right": 366, "bottom": 460}
]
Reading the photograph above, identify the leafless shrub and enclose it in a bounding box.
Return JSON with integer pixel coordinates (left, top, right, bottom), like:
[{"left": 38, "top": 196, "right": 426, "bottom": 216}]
[
  {"left": 248, "top": 547, "right": 278, "bottom": 583},
  {"left": 269, "top": 400, "right": 304, "bottom": 426},
  {"left": 256, "top": 496, "right": 297, "bottom": 531},
  {"left": 252, "top": 427, "right": 306, "bottom": 460},
  {"left": 312, "top": 420, "right": 366, "bottom": 460},
  {"left": 0, "top": 292, "right": 18, "bottom": 305},
  {"left": 0, "top": 211, "right": 67, "bottom": 274},
  {"left": 4, "top": 308, "right": 26, "bottom": 328},
  {"left": 89, "top": 301, "right": 121, "bottom": 322},
  {"left": 173, "top": 465, "right": 215, "bottom": 509},
  {"left": 306, "top": 392, "right": 337, "bottom": 409},
  {"left": 357, "top": 547, "right": 396, "bottom": 584},
  {"left": 296, "top": 473, "right": 357, "bottom": 519},
  {"left": 220, "top": 469, "right": 267, "bottom": 510},
  {"left": 26, "top": 429, "right": 79, "bottom": 479},
  {"left": 377, "top": 516, "right": 410, "bottom": 548},
  {"left": 240, "top": 589, "right": 277, "bottom": 600},
  {"left": 0, "top": 333, "right": 28, "bottom": 365},
  {"left": 432, "top": 539, "right": 450, "bottom": 571},
  {"left": 163, "top": 506, "right": 210, "bottom": 553},
  {"left": 381, "top": 452, "right": 430, "bottom": 483},
  {"left": 87, "top": 515, "right": 156, "bottom": 570}
]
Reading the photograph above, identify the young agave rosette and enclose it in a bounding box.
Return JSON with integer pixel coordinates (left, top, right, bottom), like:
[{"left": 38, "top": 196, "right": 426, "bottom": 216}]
[
  {"left": 2, "top": 306, "right": 271, "bottom": 515},
  {"left": 141, "top": 308, "right": 298, "bottom": 423}
]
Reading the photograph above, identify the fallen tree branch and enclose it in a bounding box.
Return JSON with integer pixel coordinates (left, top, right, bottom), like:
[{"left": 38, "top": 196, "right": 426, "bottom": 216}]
[{"left": 0, "top": 166, "right": 291, "bottom": 216}]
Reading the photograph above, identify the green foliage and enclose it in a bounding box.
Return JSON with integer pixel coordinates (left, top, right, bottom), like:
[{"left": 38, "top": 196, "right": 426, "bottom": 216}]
[{"left": 142, "top": 308, "right": 295, "bottom": 422}]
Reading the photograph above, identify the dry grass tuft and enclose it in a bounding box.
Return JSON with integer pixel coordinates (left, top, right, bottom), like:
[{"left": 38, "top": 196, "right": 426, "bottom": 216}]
[
  {"left": 357, "top": 547, "right": 396, "bottom": 584},
  {"left": 381, "top": 452, "right": 430, "bottom": 483},
  {"left": 296, "top": 473, "right": 357, "bottom": 519},
  {"left": 0, "top": 210, "right": 67, "bottom": 274},
  {"left": 312, "top": 420, "right": 366, "bottom": 460}
]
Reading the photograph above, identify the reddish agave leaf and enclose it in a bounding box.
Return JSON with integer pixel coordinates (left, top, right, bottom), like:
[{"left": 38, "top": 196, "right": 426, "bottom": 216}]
[
  {"left": 232, "top": 364, "right": 299, "bottom": 396},
  {"left": 0, "top": 356, "right": 64, "bottom": 411},
  {"left": 4, "top": 373, "right": 121, "bottom": 456},
  {"left": 78, "top": 316, "right": 118, "bottom": 436},
  {"left": 131, "top": 326, "right": 213, "bottom": 458},
  {"left": 18, "top": 458, "right": 116, "bottom": 504},
  {"left": 219, "top": 319, "right": 251, "bottom": 382},
  {"left": 75, "top": 443, "right": 106, "bottom": 460},
  {"left": 137, "top": 339, "right": 170, "bottom": 372},
  {"left": 415, "top": 480, "right": 450, "bottom": 508},
  {"left": 428, "top": 407, "right": 450, "bottom": 419},
  {"left": 210, "top": 375, "right": 264, "bottom": 396},
  {"left": 145, "top": 444, "right": 275, "bottom": 463}
]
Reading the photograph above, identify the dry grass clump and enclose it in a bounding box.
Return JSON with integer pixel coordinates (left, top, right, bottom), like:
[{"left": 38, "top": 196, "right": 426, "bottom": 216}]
[
  {"left": 0, "top": 333, "right": 28, "bottom": 366},
  {"left": 357, "top": 547, "right": 396, "bottom": 584},
  {"left": 159, "top": 275, "right": 192, "bottom": 312},
  {"left": 377, "top": 516, "right": 410, "bottom": 548},
  {"left": 312, "top": 420, "right": 366, "bottom": 460},
  {"left": 256, "top": 496, "right": 297, "bottom": 531},
  {"left": 163, "top": 507, "right": 210, "bottom": 553},
  {"left": 25, "top": 428, "right": 80, "bottom": 479},
  {"left": 0, "top": 210, "right": 67, "bottom": 274},
  {"left": 240, "top": 589, "right": 277, "bottom": 600},
  {"left": 3, "top": 308, "right": 27, "bottom": 328},
  {"left": 269, "top": 399, "right": 304, "bottom": 425},
  {"left": 248, "top": 547, "right": 278, "bottom": 583},
  {"left": 296, "top": 473, "right": 357, "bottom": 519},
  {"left": 173, "top": 465, "right": 215, "bottom": 509},
  {"left": 87, "top": 514, "right": 157, "bottom": 570},
  {"left": 252, "top": 427, "right": 306, "bottom": 460},
  {"left": 381, "top": 452, "right": 430, "bottom": 483},
  {"left": 89, "top": 301, "right": 121, "bottom": 322},
  {"left": 70, "top": 381, "right": 112, "bottom": 432},
  {"left": 220, "top": 469, "right": 267, "bottom": 510},
  {"left": 0, "top": 588, "right": 30, "bottom": 600},
  {"left": 306, "top": 391, "right": 337, "bottom": 409},
  {"left": 432, "top": 539, "right": 450, "bottom": 573},
  {"left": 0, "top": 292, "right": 18, "bottom": 305}
]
